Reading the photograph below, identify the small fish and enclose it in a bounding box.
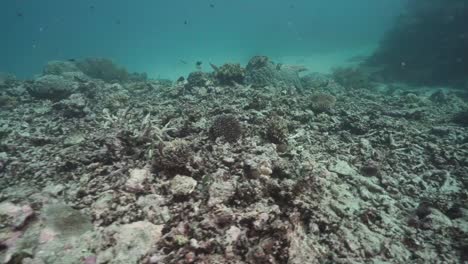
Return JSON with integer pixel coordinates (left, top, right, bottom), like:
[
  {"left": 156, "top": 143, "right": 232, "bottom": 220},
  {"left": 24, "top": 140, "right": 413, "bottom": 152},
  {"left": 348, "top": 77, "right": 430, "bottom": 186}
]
[
  {"left": 180, "top": 60, "right": 188, "bottom": 65},
  {"left": 209, "top": 4, "right": 215, "bottom": 8},
  {"left": 16, "top": 11, "right": 23, "bottom": 17},
  {"left": 196, "top": 61, "right": 203, "bottom": 70},
  {"left": 89, "top": 5, "right": 95, "bottom": 10},
  {"left": 67, "top": 58, "right": 76, "bottom": 62},
  {"left": 115, "top": 19, "right": 121, "bottom": 25},
  {"left": 184, "top": 20, "right": 188, "bottom": 25}
]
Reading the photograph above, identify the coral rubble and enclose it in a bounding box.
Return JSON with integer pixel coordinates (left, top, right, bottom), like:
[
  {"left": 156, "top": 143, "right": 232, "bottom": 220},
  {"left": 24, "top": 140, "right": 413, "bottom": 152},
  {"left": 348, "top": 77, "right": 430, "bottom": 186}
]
[{"left": 0, "top": 56, "right": 467, "bottom": 263}]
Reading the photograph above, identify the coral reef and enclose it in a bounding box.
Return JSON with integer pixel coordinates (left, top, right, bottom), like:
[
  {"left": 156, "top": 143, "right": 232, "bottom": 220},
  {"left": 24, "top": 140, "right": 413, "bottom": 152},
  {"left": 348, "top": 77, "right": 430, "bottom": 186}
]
[
  {"left": 187, "top": 71, "right": 213, "bottom": 88},
  {"left": 75, "top": 58, "right": 130, "bottom": 83},
  {"left": 245, "top": 56, "right": 303, "bottom": 91},
  {"left": 309, "top": 93, "right": 336, "bottom": 112},
  {"left": 264, "top": 115, "right": 289, "bottom": 146},
  {"left": 42, "top": 60, "right": 80, "bottom": 76},
  {"left": 153, "top": 139, "right": 192, "bottom": 173},
  {"left": 214, "top": 63, "right": 245, "bottom": 85},
  {"left": 186, "top": 71, "right": 213, "bottom": 88},
  {"left": 27, "top": 75, "right": 77, "bottom": 101},
  {"left": 0, "top": 57, "right": 467, "bottom": 263},
  {"left": 52, "top": 93, "right": 89, "bottom": 118},
  {"left": 209, "top": 114, "right": 242, "bottom": 143}
]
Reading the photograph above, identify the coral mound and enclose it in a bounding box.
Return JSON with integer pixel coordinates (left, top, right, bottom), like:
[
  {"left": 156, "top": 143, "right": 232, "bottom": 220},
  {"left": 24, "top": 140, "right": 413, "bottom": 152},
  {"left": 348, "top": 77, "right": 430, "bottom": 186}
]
[
  {"left": 214, "top": 63, "right": 246, "bottom": 85},
  {"left": 245, "top": 56, "right": 303, "bottom": 91}
]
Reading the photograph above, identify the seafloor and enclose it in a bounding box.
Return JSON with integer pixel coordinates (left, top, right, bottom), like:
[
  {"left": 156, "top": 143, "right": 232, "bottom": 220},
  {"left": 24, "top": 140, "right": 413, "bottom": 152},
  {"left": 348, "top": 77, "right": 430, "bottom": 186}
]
[{"left": 0, "top": 57, "right": 467, "bottom": 264}]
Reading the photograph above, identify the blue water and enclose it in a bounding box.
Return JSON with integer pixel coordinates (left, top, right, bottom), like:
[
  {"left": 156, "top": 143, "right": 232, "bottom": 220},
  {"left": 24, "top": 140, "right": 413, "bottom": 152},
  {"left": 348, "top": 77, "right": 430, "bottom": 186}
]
[{"left": 1, "top": 0, "right": 405, "bottom": 79}]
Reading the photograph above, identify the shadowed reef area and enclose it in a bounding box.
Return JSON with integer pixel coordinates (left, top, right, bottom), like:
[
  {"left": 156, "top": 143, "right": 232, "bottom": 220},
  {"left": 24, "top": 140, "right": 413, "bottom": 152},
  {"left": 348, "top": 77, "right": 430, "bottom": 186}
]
[{"left": 365, "top": 0, "right": 468, "bottom": 88}]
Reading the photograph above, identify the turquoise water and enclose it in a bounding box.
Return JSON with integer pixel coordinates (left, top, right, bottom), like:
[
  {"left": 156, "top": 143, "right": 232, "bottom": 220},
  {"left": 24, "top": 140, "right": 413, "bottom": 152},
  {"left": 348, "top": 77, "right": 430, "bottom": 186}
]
[{"left": 1, "top": 0, "right": 405, "bottom": 79}]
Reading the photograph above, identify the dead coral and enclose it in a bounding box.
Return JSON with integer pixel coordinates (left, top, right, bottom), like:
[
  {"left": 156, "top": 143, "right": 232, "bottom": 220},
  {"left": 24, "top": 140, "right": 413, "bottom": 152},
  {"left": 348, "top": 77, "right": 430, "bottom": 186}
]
[
  {"left": 264, "top": 115, "right": 289, "bottom": 146},
  {"left": 52, "top": 93, "right": 89, "bottom": 118},
  {"left": 309, "top": 93, "right": 336, "bottom": 112},
  {"left": 245, "top": 56, "right": 303, "bottom": 90},
  {"left": 28, "top": 75, "right": 77, "bottom": 101},
  {"left": 153, "top": 139, "right": 192, "bottom": 173},
  {"left": 209, "top": 115, "right": 242, "bottom": 143},
  {"left": 186, "top": 71, "right": 213, "bottom": 88}
]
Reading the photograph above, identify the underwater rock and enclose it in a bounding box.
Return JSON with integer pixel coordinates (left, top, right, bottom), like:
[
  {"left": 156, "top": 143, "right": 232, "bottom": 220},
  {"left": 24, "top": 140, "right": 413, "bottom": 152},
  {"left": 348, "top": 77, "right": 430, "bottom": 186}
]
[
  {"left": 245, "top": 56, "right": 303, "bottom": 91},
  {"left": 32, "top": 227, "right": 96, "bottom": 264},
  {"left": 209, "top": 114, "right": 242, "bottom": 143},
  {"left": 125, "top": 168, "right": 152, "bottom": 193},
  {"left": 43, "top": 203, "right": 92, "bottom": 237},
  {"left": 0, "top": 202, "right": 34, "bottom": 230},
  {"left": 52, "top": 93, "right": 89, "bottom": 118},
  {"left": 97, "top": 221, "right": 163, "bottom": 264},
  {"left": 63, "top": 132, "right": 86, "bottom": 146},
  {"left": 137, "top": 194, "right": 171, "bottom": 224},
  {"left": 329, "top": 160, "right": 357, "bottom": 176},
  {"left": 214, "top": 63, "right": 245, "bottom": 85},
  {"left": 243, "top": 158, "right": 273, "bottom": 179},
  {"left": 208, "top": 177, "right": 236, "bottom": 207},
  {"left": 170, "top": 175, "right": 197, "bottom": 196},
  {"left": 42, "top": 60, "right": 80, "bottom": 76},
  {"left": 153, "top": 139, "right": 192, "bottom": 173},
  {"left": 28, "top": 75, "right": 77, "bottom": 101}
]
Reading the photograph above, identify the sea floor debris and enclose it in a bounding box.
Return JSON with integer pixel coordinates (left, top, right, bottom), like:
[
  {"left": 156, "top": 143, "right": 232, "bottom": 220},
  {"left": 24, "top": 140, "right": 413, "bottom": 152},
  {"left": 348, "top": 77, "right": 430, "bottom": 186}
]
[{"left": 0, "top": 58, "right": 467, "bottom": 263}]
